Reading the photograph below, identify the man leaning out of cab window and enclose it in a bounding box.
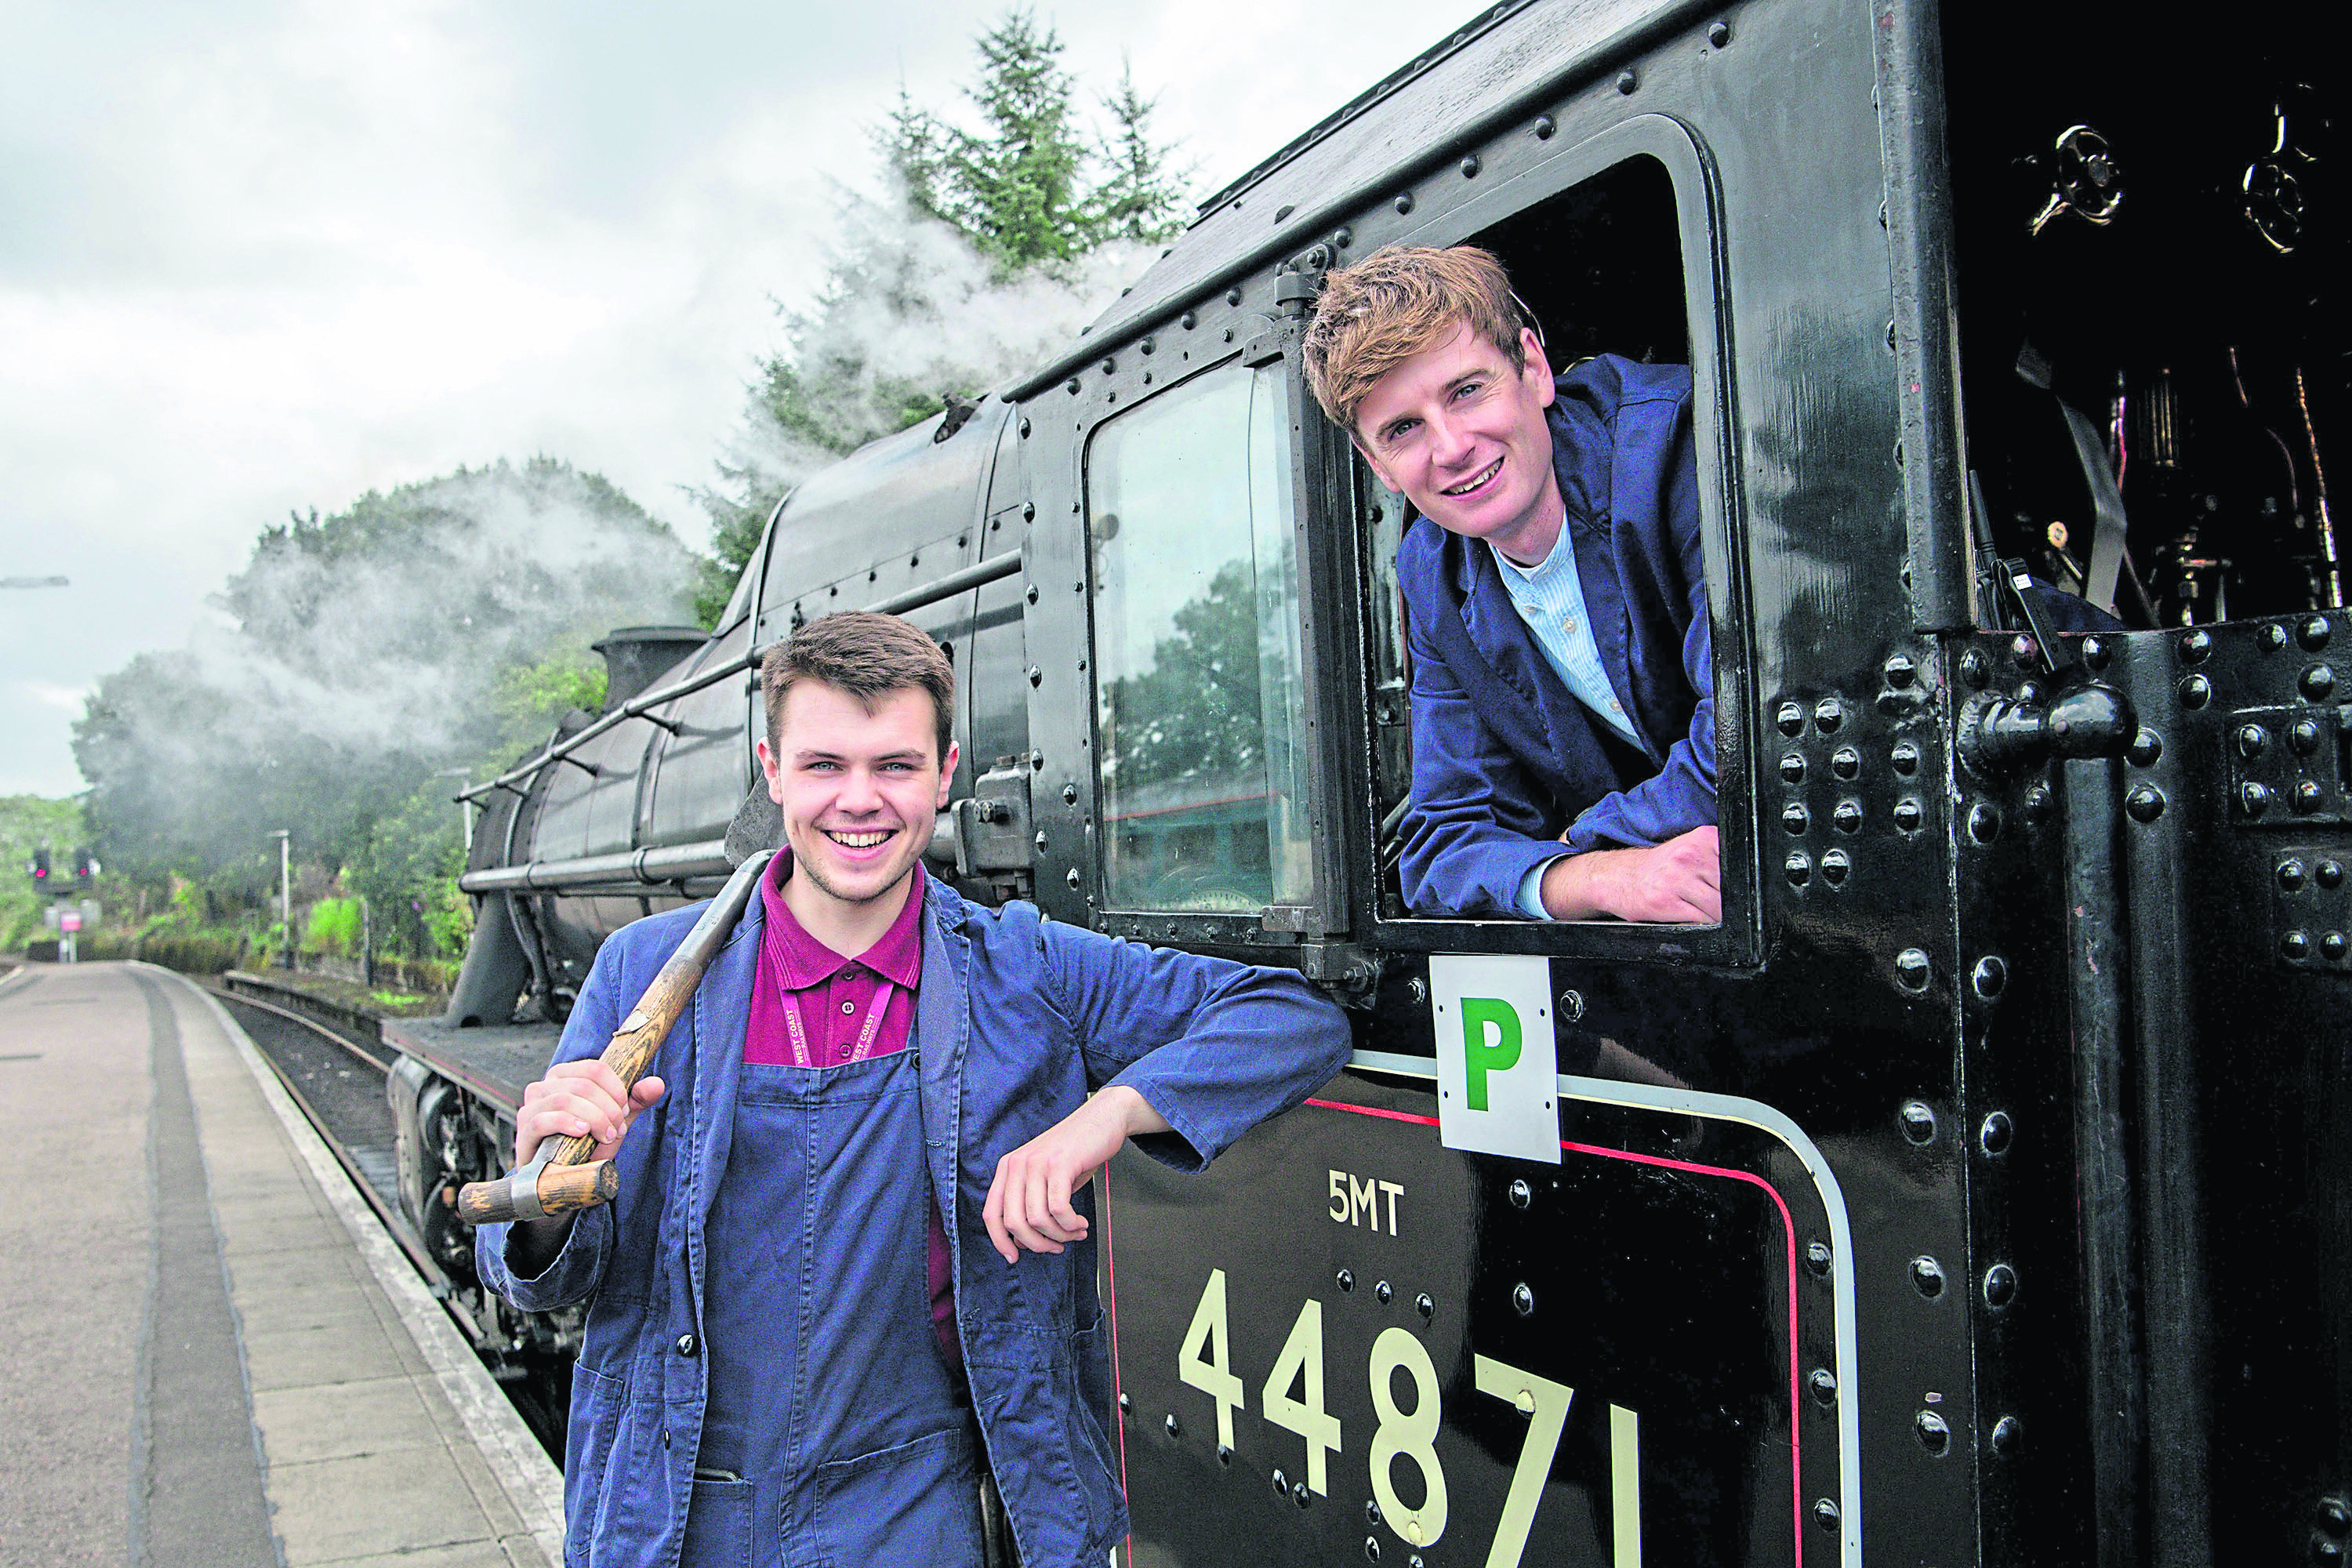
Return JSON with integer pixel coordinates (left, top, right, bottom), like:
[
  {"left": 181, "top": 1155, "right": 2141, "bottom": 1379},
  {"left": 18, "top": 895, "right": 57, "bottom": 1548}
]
[{"left": 1305, "top": 244, "right": 1719, "bottom": 924}]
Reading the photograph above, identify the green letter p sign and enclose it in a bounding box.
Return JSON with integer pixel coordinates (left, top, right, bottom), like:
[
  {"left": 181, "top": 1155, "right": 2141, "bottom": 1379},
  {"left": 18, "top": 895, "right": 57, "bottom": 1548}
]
[
  {"left": 1460, "top": 998, "right": 1521, "bottom": 1112},
  {"left": 1428, "top": 954, "right": 1561, "bottom": 1164}
]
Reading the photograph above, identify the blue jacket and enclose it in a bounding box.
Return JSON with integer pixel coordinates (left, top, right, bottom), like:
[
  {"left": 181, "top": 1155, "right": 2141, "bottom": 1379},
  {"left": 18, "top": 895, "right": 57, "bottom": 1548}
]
[
  {"left": 477, "top": 878, "right": 1352, "bottom": 1568},
  {"left": 1396, "top": 355, "right": 1714, "bottom": 918}
]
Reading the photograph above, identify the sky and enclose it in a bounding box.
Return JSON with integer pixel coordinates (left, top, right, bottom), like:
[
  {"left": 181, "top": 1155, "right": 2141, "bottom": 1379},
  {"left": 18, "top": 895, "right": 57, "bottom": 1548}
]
[{"left": 0, "top": 0, "right": 1484, "bottom": 798}]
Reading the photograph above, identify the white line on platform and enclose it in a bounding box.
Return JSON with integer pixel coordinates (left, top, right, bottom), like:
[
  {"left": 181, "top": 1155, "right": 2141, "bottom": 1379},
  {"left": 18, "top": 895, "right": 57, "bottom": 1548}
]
[{"left": 145, "top": 964, "right": 568, "bottom": 1565}]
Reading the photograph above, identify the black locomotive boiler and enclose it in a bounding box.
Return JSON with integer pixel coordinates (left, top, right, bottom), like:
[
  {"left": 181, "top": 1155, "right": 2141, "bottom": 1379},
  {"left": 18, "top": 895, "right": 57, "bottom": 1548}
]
[{"left": 381, "top": 1, "right": 2349, "bottom": 1563}]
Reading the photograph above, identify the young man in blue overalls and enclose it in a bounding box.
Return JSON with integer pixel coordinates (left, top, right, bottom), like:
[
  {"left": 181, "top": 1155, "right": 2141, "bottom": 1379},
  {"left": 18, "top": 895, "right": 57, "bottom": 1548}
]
[{"left": 477, "top": 612, "right": 1354, "bottom": 1568}]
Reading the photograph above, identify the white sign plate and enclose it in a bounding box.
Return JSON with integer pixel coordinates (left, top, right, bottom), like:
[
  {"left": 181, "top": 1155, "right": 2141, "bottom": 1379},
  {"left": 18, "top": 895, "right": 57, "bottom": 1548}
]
[{"left": 1428, "top": 953, "right": 1560, "bottom": 1164}]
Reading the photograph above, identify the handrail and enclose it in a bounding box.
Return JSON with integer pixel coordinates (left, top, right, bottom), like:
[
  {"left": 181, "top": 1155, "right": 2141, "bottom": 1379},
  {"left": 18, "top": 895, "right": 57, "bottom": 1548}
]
[
  {"left": 456, "top": 550, "right": 1022, "bottom": 805},
  {"left": 458, "top": 839, "right": 732, "bottom": 894}
]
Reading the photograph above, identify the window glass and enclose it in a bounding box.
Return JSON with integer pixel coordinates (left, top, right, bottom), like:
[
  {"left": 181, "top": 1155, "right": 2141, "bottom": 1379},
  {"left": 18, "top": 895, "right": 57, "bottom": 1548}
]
[{"left": 1088, "top": 361, "right": 1316, "bottom": 913}]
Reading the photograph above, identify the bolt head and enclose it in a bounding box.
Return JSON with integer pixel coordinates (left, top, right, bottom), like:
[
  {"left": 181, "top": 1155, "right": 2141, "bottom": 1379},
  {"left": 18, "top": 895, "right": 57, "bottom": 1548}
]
[
  {"left": 1972, "top": 955, "right": 2009, "bottom": 998},
  {"left": 2306, "top": 663, "right": 2341, "bottom": 700},
  {"left": 1270, "top": 1468, "right": 1288, "bottom": 1494},
  {"left": 1892, "top": 739, "right": 1922, "bottom": 775},
  {"left": 1969, "top": 802, "right": 2003, "bottom": 844},
  {"left": 2318, "top": 1497, "right": 2351, "bottom": 1539},
  {"left": 2011, "top": 633, "right": 2039, "bottom": 665},
  {"left": 1961, "top": 648, "right": 1991, "bottom": 688},
  {"left": 1616, "top": 67, "right": 1638, "bottom": 93},
  {"left": 1777, "top": 699, "right": 1806, "bottom": 735},
  {"left": 1916, "top": 1410, "right": 1951, "bottom": 1454},
  {"left": 1416, "top": 1293, "right": 1435, "bottom": 1322},
  {"left": 1165, "top": 1412, "right": 1181, "bottom": 1438},
  {"left": 1980, "top": 1111, "right": 2014, "bottom": 1155},
  {"left": 2179, "top": 674, "right": 2212, "bottom": 709},
  {"left": 1805, "top": 1240, "right": 1834, "bottom": 1278},
  {"left": 1512, "top": 1282, "right": 1535, "bottom": 1316},
  {"left": 1785, "top": 851, "right": 1812, "bottom": 885},
  {"left": 2284, "top": 929, "right": 2311, "bottom": 961},
  {"left": 1336, "top": 1268, "right": 1355, "bottom": 1293},
  {"left": 2292, "top": 718, "right": 2325, "bottom": 756},
  {"left": 1809, "top": 1367, "right": 1838, "bottom": 1406},
  {"left": 2322, "top": 860, "right": 2346, "bottom": 888},
  {"left": 2301, "top": 615, "right": 2334, "bottom": 651},
  {"left": 1895, "top": 948, "right": 1933, "bottom": 993},
  {"left": 1782, "top": 803, "right": 1810, "bottom": 835},
  {"left": 1508, "top": 1178, "right": 1531, "bottom": 1210},
  {"left": 1894, "top": 798, "right": 1924, "bottom": 833},
  {"left": 2263, "top": 622, "right": 2292, "bottom": 651},
  {"left": 1375, "top": 1279, "right": 1394, "bottom": 1305},
  {"left": 2024, "top": 782, "right": 2055, "bottom": 822},
  {"left": 2082, "top": 634, "right": 2111, "bottom": 670},
  {"left": 1813, "top": 696, "right": 1845, "bottom": 732},
  {"left": 1883, "top": 652, "right": 1917, "bottom": 688},
  {"left": 2324, "top": 931, "right": 2347, "bottom": 962},
  {"left": 1911, "top": 1255, "right": 1947, "bottom": 1297},
  {"left": 1991, "top": 1415, "right": 2022, "bottom": 1455},
  {"left": 2296, "top": 781, "right": 2325, "bottom": 814},
  {"left": 1833, "top": 800, "right": 1863, "bottom": 833},
  {"left": 1831, "top": 744, "right": 1862, "bottom": 779},
  {"left": 2239, "top": 724, "right": 2271, "bottom": 758},
  {"left": 1294, "top": 1481, "right": 1312, "bottom": 1508},
  {"left": 2244, "top": 782, "right": 2274, "bottom": 817},
  {"left": 2179, "top": 628, "right": 2213, "bottom": 663},
  {"left": 1813, "top": 1498, "right": 1842, "bottom": 1530},
  {"left": 2125, "top": 785, "right": 2167, "bottom": 823},
  {"left": 2282, "top": 858, "right": 2310, "bottom": 890},
  {"left": 1820, "top": 848, "right": 1852, "bottom": 885},
  {"left": 1458, "top": 154, "right": 1480, "bottom": 178},
  {"left": 1780, "top": 751, "right": 1807, "bottom": 784},
  {"left": 1708, "top": 19, "right": 1731, "bottom": 46},
  {"left": 1983, "top": 1263, "right": 2019, "bottom": 1308},
  {"left": 1900, "top": 1100, "right": 1936, "bottom": 1143}
]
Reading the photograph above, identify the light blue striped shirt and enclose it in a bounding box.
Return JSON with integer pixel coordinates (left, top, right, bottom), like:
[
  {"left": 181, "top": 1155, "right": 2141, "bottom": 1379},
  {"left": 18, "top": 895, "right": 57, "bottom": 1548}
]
[{"left": 1489, "top": 535, "right": 1642, "bottom": 917}]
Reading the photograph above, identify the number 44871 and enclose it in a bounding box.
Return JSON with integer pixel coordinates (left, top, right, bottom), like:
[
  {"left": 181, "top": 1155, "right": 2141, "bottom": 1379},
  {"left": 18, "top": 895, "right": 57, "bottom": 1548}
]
[{"left": 1175, "top": 1269, "right": 1644, "bottom": 1568}]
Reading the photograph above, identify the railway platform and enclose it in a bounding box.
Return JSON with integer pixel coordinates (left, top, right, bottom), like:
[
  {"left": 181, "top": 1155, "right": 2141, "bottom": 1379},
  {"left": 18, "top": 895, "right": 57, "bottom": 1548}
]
[{"left": 0, "top": 959, "right": 563, "bottom": 1568}]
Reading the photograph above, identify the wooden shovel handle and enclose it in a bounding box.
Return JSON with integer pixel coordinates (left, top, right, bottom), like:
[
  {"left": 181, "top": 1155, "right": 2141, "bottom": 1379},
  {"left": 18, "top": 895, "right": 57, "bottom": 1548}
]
[{"left": 450, "top": 851, "right": 774, "bottom": 1229}]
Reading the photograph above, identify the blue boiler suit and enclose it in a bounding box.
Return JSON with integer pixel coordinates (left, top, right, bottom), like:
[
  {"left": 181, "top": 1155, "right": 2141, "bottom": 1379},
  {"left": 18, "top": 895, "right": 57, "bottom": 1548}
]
[{"left": 477, "top": 880, "right": 1353, "bottom": 1568}]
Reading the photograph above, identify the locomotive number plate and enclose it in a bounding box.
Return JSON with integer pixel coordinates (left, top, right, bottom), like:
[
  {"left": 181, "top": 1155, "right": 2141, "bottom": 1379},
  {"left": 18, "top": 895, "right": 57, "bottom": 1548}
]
[{"left": 1103, "top": 1069, "right": 1847, "bottom": 1568}]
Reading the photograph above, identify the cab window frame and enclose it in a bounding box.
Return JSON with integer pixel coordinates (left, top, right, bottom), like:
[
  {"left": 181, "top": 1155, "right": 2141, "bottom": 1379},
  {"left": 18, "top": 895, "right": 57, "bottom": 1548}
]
[
  {"left": 1355, "top": 114, "right": 1762, "bottom": 968},
  {"left": 1076, "top": 339, "right": 1357, "bottom": 948}
]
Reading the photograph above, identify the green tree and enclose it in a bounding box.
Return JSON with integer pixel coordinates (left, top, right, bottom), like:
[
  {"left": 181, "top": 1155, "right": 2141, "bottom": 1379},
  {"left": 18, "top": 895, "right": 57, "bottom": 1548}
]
[
  {"left": 0, "top": 795, "right": 87, "bottom": 952},
  {"left": 694, "top": 10, "right": 1194, "bottom": 622},
  {"left": 942, "top": 9, "right": 1090, "bottom": 274},
  {"left": 74, "top": 459, "right": 691, "bottom": 959},
  {"left": 1087, "top": 61, "right": 1191, "bottom": 245}
]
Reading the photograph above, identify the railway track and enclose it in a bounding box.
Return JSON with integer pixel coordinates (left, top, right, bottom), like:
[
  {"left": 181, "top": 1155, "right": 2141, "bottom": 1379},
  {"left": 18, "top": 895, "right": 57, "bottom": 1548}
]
[{"left": 209, "top": 985, "right": 568, "bottom": 1457}]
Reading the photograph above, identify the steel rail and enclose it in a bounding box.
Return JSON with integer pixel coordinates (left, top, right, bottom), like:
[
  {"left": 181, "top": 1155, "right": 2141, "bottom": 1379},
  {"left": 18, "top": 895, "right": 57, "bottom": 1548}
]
[{"left": 456, "top": 551, "right": 1021, "bottom": 807}]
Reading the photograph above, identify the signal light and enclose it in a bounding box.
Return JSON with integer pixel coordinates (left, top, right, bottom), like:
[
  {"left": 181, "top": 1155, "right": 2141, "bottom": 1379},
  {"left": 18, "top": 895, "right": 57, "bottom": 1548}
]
[{"left": 30, "top": 848, "right": 50, "bottom": 887}]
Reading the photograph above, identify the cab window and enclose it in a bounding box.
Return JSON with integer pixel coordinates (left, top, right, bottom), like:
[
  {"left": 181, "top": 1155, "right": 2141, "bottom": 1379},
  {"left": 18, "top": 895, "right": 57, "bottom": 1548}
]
[{"left": 1084, "top": 360, "right": 1316, "bottom": 914}]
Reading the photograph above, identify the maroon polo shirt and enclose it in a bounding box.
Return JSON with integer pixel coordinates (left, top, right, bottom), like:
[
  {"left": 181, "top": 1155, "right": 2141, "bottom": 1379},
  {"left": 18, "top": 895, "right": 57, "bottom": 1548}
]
[{"left": 746, "top": 852, "right": 959, "bottom": 1372}]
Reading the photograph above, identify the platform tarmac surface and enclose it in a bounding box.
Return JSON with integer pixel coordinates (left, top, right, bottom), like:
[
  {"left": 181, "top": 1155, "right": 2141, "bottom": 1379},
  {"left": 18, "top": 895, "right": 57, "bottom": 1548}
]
[{"left": 0, "top": 960, "right": 562, "bottom": 1568}]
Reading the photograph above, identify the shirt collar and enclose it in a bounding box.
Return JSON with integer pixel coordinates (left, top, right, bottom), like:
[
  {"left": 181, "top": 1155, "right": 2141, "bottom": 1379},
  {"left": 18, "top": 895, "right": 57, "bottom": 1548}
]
[{"left": 757, "top": 850, "right": 927, "bottom": 992}]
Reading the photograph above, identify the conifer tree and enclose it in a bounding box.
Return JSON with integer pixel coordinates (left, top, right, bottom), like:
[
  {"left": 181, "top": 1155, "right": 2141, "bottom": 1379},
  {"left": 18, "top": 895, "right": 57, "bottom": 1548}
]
[
  {"left": 942, "top": 9, "right": 1091, "bottom": 273},
  {"left": 1088, "top": 60, "right": 1191, "bottom": 245},
  {"left": 695, "top": 9, "right": 1194, "bottom": 623}
]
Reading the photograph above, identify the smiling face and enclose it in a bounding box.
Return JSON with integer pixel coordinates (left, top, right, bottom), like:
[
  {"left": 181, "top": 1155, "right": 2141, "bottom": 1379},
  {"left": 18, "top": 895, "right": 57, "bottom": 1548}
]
[
  {"left": 757, "top": 678, "right": 958, "bottom": 926},
  {"left": 1352, "top": 320, "right": 1564, "bottom": 564}
]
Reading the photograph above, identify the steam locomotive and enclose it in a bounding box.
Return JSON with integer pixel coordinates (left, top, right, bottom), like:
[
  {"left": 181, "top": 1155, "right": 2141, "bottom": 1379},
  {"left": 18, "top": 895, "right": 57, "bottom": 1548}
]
[{"left": 381, "top": 0, "right": 2347, "bottom": 1562}]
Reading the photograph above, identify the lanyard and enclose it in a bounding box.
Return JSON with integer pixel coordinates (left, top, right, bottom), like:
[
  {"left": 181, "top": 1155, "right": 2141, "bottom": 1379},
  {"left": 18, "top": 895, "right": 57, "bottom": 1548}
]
[{"left": 779, "top": 977, "right": 898, "bottom": 1069}]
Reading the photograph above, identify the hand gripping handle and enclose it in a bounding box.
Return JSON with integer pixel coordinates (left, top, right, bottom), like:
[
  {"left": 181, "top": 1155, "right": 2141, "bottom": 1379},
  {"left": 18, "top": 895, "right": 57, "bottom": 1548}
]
[{"left": 452, "top": 852, "right": 773, "bottom": 1228}]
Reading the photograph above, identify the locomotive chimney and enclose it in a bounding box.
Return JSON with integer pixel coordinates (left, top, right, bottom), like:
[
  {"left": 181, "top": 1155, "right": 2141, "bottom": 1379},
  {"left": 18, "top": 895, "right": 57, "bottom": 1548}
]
[{"left": 590, "top": 626, "right": 709, "bottom": 710}]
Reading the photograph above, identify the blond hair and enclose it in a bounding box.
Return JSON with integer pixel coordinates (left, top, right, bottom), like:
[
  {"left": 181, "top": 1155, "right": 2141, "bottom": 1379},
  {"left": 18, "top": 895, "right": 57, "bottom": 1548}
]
[{"left": 1301, "top": 245, "right": 1526, "bottom": 434}]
